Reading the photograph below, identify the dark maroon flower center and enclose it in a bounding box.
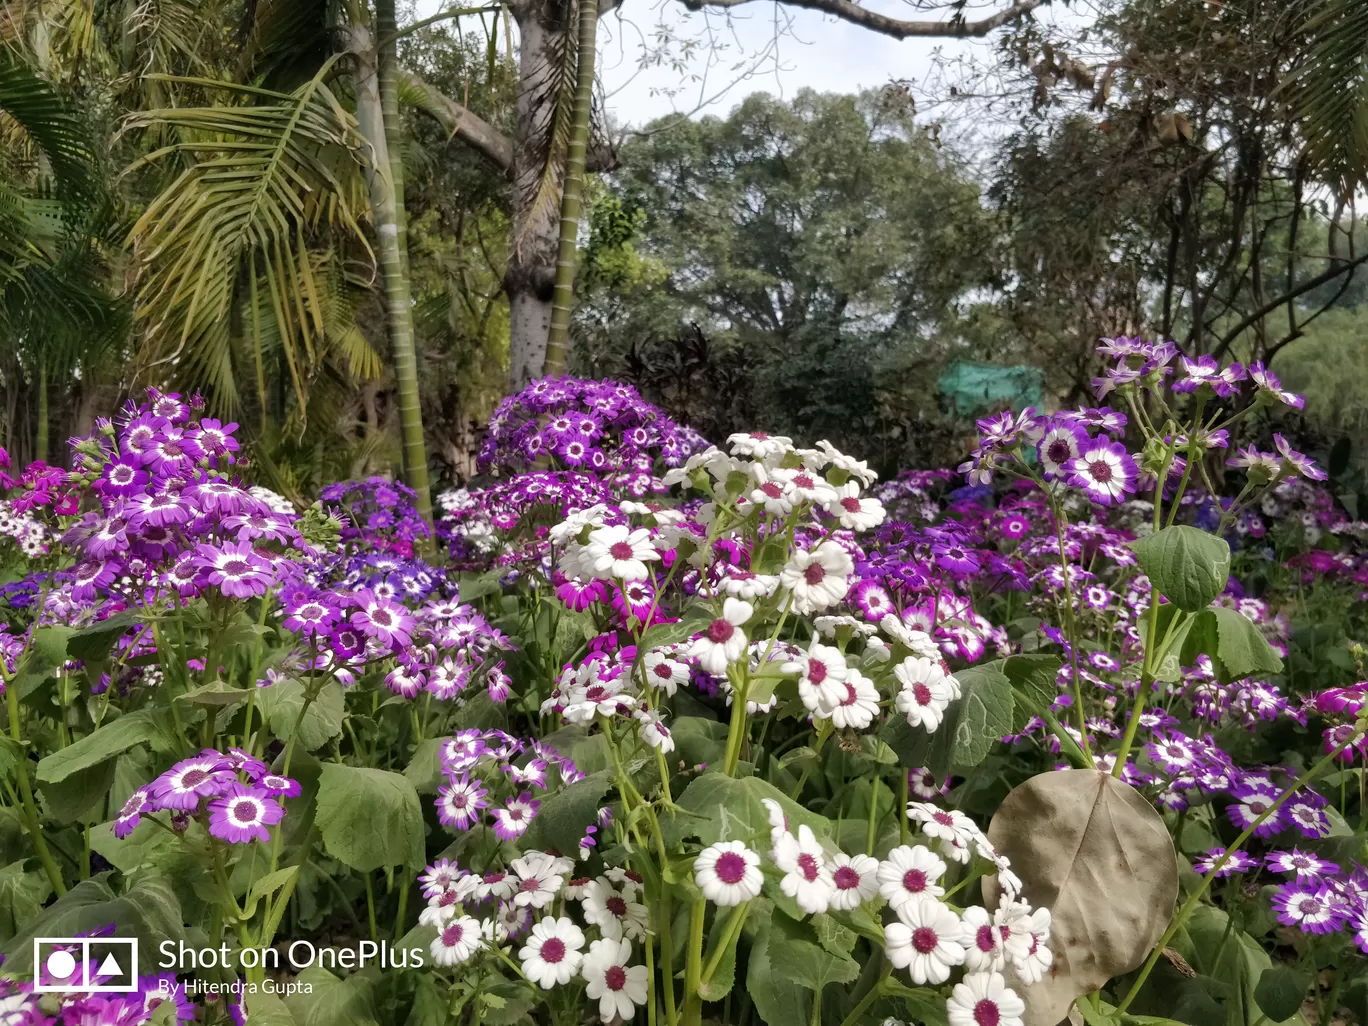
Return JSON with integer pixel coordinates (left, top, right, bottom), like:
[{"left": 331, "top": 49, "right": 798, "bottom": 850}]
[
  {"left": 902, "top": 869, "right": 927, "bottom": 892},
  {"left": 797, "top": 853, "right": 820, "bottom": 881},
  {"left": 808, "top": 660, "right": 828, "bottom": 684},
  {"left": 441, "top": 924, "right": 465, "bottom": 945},
  {"left": 973, "top": 999, "right": 1001, "bottom": 1026},
  {"left": 1088, "top": 460, "right": 1113, "bottom": 482},
  {"left": 606, "top": 896, "right": 628, "bottom": 917},
  {"left": 911, "top": 927, "right": 938, "bottom": 953},
  {"left": 1047, "top": 440, "right": 1072, "bottom": 463},
  {"left": 913, "top": 683, "right": 932, "bottom": 706},
  {"left": 223, "top": 559, "right": 251, "bottom": 576},
  {"left": 371, "top": 608, "right": 393, "bottom": 626},
  {"left": 707, "top": 619, "right": 735, "bottom": 643},
  {"left": 231, "top": 800, "right": 258, "bottom": 823},
  {"left": 976, "top": 925, "right": 996, "bottom": 952},
  {"left": 840, "top": 497, "right": 861, "bottom": 513},
  {"left": 605, "top": 965, "right": 627, "bottom": 991},
  {"left": 519, "top": 878, "right": 541, "bottom": 893},
  {"left": 933, "top": 811, "right": 954, "bottom": 826},
  {"left": 610, "top": 541, "right": 635, "bottom": 560},
  {"left": 761, "top": 482, "right": 783, "bottom": 498},
  {"left": 541, "top": 938, "right": 566, "bottom": 963},
  {"left": 714, "top": 852, "right": 746, "bottom": 884},
  {"left": 833, "top": 866, "right": 860, "bottom": 890},
  {"left": 182, "top": 769, "right": 209, "bottom": 788},
  {"left": 653, "top": 664, "right": 674, "bottom": 680},
  {"left": 804, "top": 563, "right": 826, "bottom": 585},
  {"left": 841, "top": 683, "right": 858, "bottom": 706}
]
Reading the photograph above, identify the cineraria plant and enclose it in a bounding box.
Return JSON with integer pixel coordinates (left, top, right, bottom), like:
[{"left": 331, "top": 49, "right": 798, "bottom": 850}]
[{"left": 1, "top": 359, "right": 1366, "bottom": 1026}]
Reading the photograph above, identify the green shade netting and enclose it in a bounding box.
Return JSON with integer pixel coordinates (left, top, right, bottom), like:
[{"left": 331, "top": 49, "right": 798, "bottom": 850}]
[{"left": 938, "top": 361, "right": 1045, "bottom": 415}]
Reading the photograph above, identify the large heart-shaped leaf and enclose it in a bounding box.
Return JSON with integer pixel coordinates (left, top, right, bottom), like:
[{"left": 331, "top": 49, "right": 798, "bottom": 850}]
[
  {"left": 315, "top": 765, "right": 425, "bottom": 872},
  {"left": 1131, "top": 526, "right": 1230, "bottom": 612},
  {"left": 985, "top": 770, "right": 1179, "bottom": 1026}
]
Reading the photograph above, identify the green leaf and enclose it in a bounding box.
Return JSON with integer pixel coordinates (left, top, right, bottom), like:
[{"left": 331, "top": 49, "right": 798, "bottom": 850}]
[
  {"left": 315, "top": 765, "right": 425, "bottom": 872},
  {"left": 480, "top": 979, "right": 537, "bottom": 1025},
  {"left": 241, "top": 991, "right": 299, "bottom": 1026},
  {"left": 36, "top": 710, "right": 167, "bottom": 785},
  {"left": 457, "top": 571, "right": 502, "bottom": 603},
  {"left": 747, "top": 921, "right": 811, "bottom": 1026},
  {"left": 520, "top": 770, "right": 612, "bottom": 856},
  {"left": 636, "top": 606, "right": 714, "bottom": 654},
  {"left": 283, "top": 968, "right": 379, "bottom": 1026},
  {"left": 66, "top": 612, "right": 144, "bottom": 663},
  {"left": 1254, "top": 967, "right": 1312, "bottom": 1025},
  {"left": 403, "top": 738, "right": 446, "bottom": 795},
  {"left": 1181, "top": 607, "right": 1284, "bottom": 684},
  {"left": 0, "top": 860, "right": 52, "bottom": 945},
  {"left": 38, "top": 758, "right": 116, "bottom": 822},
  {"left": 242, "top": 865, "right": 299, "bottom": 920},
  {"left": 666, "top": 772, "right": 831, "bottom": 847},
  {"left": 256, "top": 679, "right": 346, "bottom": 752},
  {"left": 1000, "top": 653, "right": 1062, "bottom": 731},
  {"left": 768, "top": 914, "right": 858, "bottom": 989},
  {"left": 669, "top": 716, "right": 728, "bottom": 770},
  {"left": 1151, "top": 604, "right": 1197, "bottom": 684},
  {"left": 1132, "top": 526, "right": 1231, "bottom": 611},
  {"left": 698, "top": 909, "right": 742, "bottom": 1001},
  {"left": 880, "top": 661, "right": 1013, "bottom": 776},
  {"left": 11, "top": 626, "right": 74, "bottom": 698},
  {"left": 174, "top": 679, "right": 252, "bottom": 709},
  {"left": 1, "top": 874, "right": 184, "bottom": 974},
  {"left": 1177, "top": 905, "right": 1310, "bottom": 1026},
  {"left": 0, "top": 735, "right": 23, "bottom": 782}
]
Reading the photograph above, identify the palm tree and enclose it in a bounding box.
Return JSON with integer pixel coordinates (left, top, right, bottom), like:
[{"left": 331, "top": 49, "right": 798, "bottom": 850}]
[{"left": 1292, "top": 0, "right": 1368, "bottom": 193}]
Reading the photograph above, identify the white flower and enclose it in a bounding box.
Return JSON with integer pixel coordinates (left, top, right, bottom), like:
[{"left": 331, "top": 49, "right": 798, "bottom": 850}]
[
  {"left": 828, "top": 852, "right": 880, "bottom": 910},
  {"left": 864, "top": 636, "right": 891, "bottom": 663},
  {"left": 827, "top": 669, "right": 880, "bottom": 729},
  {"left": 760, "top": 797, "right": 790, "bottom": 855},
  {"left": 582, "top": 937, "right": 649, "bottom": 1022},
  {"left": 776, "top": 467, "right": 839, "bottom": 505},
  {"left": 687, "top": 598, "right": 753, "bottom": 675},
  {"left": 946, "top": 972, "right": 1025, "bottom": 1026},
  {"left": 585, "top": 524, "right": 660, "bottom": 581},
  {"left": 785, "top": 640, "right": 849, "bottom": 713},
  {"left": 876, "top": 844, "right": 946, "bottom": 912},
  {"left": 884, "top": 897, "right": 965, "bottom": 984},
  {"left": 694, "top": 841, "right": 763, "bottom": 906},
  {"left": 728, "top": 432, "right": 794, "bottom": 462},
  {"left": 749, "top": 473, "right": 797, "bottom": 516},
  {"left": 994, "top": 899, "right": 1038, "bottom": 963},
  {"left": 774, "top": 824, "right": 834, "bottom": 915},
  {"left": 520, "top": 916, "right": 585, "bottom": 988},
  {"left": 894, "top": 656, "right": 955, "bottom": 732},
  {"left": 879, "top": 615, "right": 942, "bottom": 660},
  {"left": 779, "top": 542, "right": 853, "bottom": 613},
  {"left": 826, "top": 482, "right": 886, "bottom": 531},
  {"left": 638, "top": 711, "right": 675, "bottom": 753},
  {"left": 509, "top": 852, "right": 566, "bottom": 908},
  {"left": 817, "top": 440, "right": 878, "bottom": 485},
  {"left": 418, "top": 897, "right": 458, "bottom": 929},
  {"left": 1008, "top": 907, "right": 1053, "bottom": 984},
  {"left": 641, "top": 649, "right": 689, "bottom": 695},
  {"left": 582, "top": 878, "right": 650, "bottom": 941},
  {"left": 959, "top": 905, "right": 1005, "bottom": 973},
  {"left": 906, "top": 803, "right": 979, "bottom": 852},
  {"left": 430, "top": 915, "right": 484, "bottom": 966},
  {"left": 549, "top": 504, "right": 609, "bottom": 544},
  {"left": 720, "top": 571, "right": 780, "bottom": 600}
]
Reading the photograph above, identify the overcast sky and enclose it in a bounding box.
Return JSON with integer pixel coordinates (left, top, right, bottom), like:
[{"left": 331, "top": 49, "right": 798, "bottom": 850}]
[{"left": 411, "top": 0, "right": 1036, "bottom": 128}]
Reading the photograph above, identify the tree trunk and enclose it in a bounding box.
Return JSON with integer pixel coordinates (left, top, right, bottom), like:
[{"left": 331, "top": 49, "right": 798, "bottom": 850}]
[
  {"left": 543, "top": 0, "right": 600, "bottom": 375},
  {"left": 506, "top": 0, "right": 571, "bottom": 389},
  {"left": 350, "top": 14, "right": 433, "bottom": 521},
  {"left": 34, "top": 360, "right": 48, "bottom": 464}
]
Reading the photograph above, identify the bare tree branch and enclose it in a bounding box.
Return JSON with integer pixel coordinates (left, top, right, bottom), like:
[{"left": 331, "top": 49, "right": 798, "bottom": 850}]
[
  {"left": 402, "top": 71, "right": 516, "bottom": 172},
  {"left": 1212, "top": 250, "right": 1368, "bottom": 359},
  {"left": 675, "top": 0, "right": 1048, "bottom": 40}
]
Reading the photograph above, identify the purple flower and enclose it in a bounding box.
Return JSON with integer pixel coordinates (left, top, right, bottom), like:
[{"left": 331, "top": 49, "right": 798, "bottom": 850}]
[
  {"left": 98, "top": 460, "right": 148, "bottom": 497},
  {"left": 491, "top": 792, "right": 540, "bottom": 840},
  {"left": 1270, "top": 883, "right": 1347, "bottom": 934},
  {"left": 1065, "top": 439, "right": 1138, "bottom": 506},
  {"left": 283, "top": 597, "right": 341, "bottom": 636},
  {"left": 207, "top": 784, "right": 285, "bottom": 844},
  {"left": 113, "top": 788, "right": 153, "bottom": 838},
  {"left": 437, "top": 776, "right": 489, "bottom": 830},
  {"left": 194, "top": 541, "right": 272, "bottom": 598},
  {"left": 1249, "top": 362, "right": 1305, "bottom": 409},
  {"left": 150, "top": 754, "right": 236, "bottom": 811},
  {"left": 1193, "top": 848, "right": 1260, "bottom": 877},
  {"left": 1265, "top": 849, "right": 1340, "bottom": 879},
  {"left": 1225, "top": 785, "right": 1287, "bottom": 837},
  {"left": 1272, "top": 434, "right": 1328, "bottom": 482},
  {"left": 349, "top": 589, "right": 416, "bottom": 649},
  {"left": 1036, "top": 421, "right": 1088, "bottom": 479},
  {"left": 258, "top": 773, "right": 302, "bottom": 798}
]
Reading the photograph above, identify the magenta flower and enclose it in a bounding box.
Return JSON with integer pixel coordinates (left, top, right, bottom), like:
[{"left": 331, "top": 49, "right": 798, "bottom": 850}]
[
  {"left": 151, "top": 754, "right": 236, "bottom": 811},
  {"left": 113, "top": 788, "right": 153, "bottom": 838},
  {"left": 1065, "top": 438, "right": 1138, "bottom": 505},
  {"left": 1272, "top": 434, "right": 1328, "bottom": 482},
  {"left": 194, "top": 541, "right": 272, "bottom": 598},
  {"left": 283, "top": 598, "right": 340, "bottom": 636},
  {"left": 491, "top": 792, "right": 540, "bottom": 840},
  {"left": 436, "top": 776, "right": 489, "bottom": 830},
  {"left": 349, "top": 590, "right": 416, "bottom": 649},
  {"left": 207, "top": 784, "right": 285, "bottom": 844}
]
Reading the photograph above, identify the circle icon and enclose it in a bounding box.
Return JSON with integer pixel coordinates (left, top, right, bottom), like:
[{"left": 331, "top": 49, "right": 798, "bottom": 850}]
[{"left": 45, "top": 949, "right": 77, "bottom": 981}]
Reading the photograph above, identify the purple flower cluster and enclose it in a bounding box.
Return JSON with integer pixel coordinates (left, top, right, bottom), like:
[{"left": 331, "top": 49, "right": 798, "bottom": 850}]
[
  {"left": 478, "top": 376, "right": 707, "bottom": 480},
  {"left": 320, "top": 476, "right": 431, "bottom": 556},
  {"left": 114, "top": 747, "right": 296, "bottom": 845}
]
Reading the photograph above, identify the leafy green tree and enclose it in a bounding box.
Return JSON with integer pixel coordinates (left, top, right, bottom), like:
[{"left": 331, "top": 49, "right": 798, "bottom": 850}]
[{"left": 575, "top": 89, "right": 998, "bottom": 468}]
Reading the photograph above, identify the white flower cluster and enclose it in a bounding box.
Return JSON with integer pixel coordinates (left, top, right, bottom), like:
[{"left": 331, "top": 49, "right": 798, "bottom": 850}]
[
  {"left": 419, "top": 852, "right": 651, "bottom": 1022},
  {"left": 248, "top": 485, "right": 296, "bottom": 515},
  {"left": 691, "top": 799, "right": 1053, "bottom": 1026},
  {"left": 0, "top": 500, "right": 46, "bottom": 557}
]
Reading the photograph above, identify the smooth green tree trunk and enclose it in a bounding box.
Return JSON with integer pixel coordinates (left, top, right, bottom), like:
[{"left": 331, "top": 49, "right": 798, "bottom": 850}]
[
  {"left": 542, "top": 0, "right": 600, "bottom": 377},
  {"left": 350, "top": 6, "right": 432, "bottom": 522}
]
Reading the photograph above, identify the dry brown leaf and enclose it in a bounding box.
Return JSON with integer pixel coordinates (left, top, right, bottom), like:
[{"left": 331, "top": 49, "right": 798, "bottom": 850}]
[{"left": 984, "top": 769, "right": 1179, "bottom": 1026}]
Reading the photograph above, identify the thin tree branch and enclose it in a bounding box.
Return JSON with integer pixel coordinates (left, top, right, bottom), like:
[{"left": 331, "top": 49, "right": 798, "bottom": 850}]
[
  {"left": 383, "top": 5, "right": 503, "bottom": 45},
  {"left": 676, "top": 0, "right": 1047, "bottom": 39},
  {"left": 1212, "top": 250, "right": 1368, "bottom": 358}
]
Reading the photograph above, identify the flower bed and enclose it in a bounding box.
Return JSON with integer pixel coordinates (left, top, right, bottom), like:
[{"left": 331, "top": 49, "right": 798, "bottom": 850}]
[{"left": 0, "top": 357, "right": 1363, "bottom": 1026}]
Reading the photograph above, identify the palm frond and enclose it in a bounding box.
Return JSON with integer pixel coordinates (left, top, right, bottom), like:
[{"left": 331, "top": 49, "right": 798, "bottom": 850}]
[
  {"left": 1291, "top": 0, "right": 1368, "bottom": 192},
  {"left": 0, "top": 47, "right": 96, "bottom": 199},
  {"left": 122, "top": 60, "right": 372, "bottom": 412},
  {"left": 517, "top": 20, "right": 580, "bottom": 253}
]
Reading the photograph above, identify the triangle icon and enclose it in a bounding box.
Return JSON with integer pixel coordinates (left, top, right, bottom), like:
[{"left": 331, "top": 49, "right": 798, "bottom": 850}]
[{"left": 97, "top": 953, "right": 123, "bottom": 977}]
